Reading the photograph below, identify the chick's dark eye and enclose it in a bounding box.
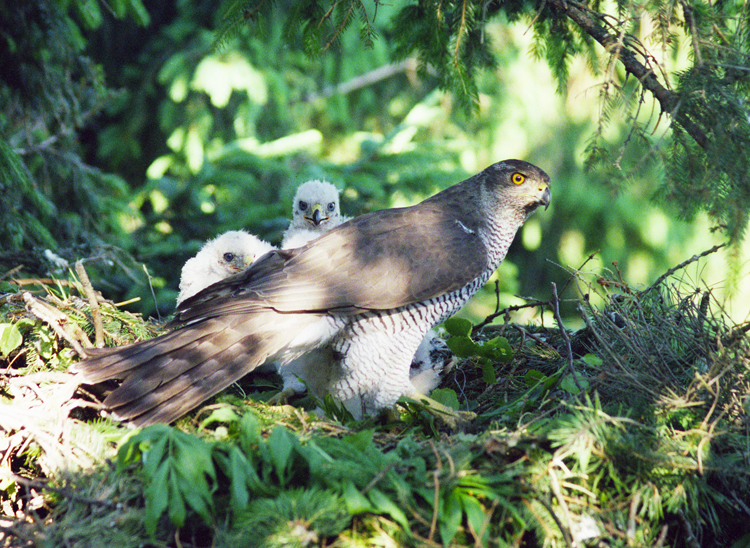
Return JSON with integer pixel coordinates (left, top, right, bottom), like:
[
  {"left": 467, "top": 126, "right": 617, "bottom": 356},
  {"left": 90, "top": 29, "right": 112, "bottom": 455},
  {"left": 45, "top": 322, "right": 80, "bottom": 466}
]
[
  {"left": 327, "top": 202, "right": 336, "bottom": 212},
  {"left": 298, "top": 201, "right": 308, "bottom": 211},
  {"left": 223, "top": 253, "right": 235, "bottom": 263}
]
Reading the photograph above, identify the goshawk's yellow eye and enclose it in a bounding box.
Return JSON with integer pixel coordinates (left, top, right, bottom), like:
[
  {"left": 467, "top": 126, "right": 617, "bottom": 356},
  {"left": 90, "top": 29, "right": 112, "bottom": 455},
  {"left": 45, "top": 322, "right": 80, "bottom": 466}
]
[{"left": 512, "top": 173, "right": 525, "bottom": 185}]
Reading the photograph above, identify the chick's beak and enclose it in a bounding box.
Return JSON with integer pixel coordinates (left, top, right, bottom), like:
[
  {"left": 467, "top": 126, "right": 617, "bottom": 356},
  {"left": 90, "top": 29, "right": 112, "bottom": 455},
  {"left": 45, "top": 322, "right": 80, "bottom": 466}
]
[{"left": 305, "top": 203, "right": 327, "bottom": 226}]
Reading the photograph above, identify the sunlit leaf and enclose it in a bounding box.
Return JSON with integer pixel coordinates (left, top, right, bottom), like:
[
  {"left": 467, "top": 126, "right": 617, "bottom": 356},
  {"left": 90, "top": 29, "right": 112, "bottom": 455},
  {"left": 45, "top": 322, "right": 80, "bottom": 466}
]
[
  {"left": 444, "top": 317, "right": 473, "bottom": 337},
  {"left": 0, "top": 323, "right": 23, "bottom": 358}
]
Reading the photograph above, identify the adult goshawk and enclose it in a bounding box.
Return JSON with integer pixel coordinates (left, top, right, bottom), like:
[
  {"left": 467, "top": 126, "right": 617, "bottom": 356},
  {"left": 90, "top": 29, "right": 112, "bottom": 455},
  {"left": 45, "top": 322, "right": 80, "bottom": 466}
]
[{"left": 73, "top": 159, "right": 551, "bottom": 425}]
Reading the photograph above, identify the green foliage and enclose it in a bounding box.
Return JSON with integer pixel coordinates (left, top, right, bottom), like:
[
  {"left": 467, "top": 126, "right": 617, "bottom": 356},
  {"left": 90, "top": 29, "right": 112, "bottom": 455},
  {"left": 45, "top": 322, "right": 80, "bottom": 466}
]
[
  {"left": 3, "top": 260, "right": 750, "bottom": 546},
  {"left": 0, "top": 140, "right": 57, "bottom": 250},
  {"left": 118, "top": 424, "right": 217, "bottom": 536},
  {"left": 114, "top": 410, "right": 535, "bottom": 546},
  {"left": 444, "top": 317, "right": 513, "bottom": 384},
  {"left": 0, "top": 0, "right": 148, "bottom": 256},
  {"left": 213, "top": 0, "right": 750, "bottom": 240},
  {"left": 0, "top": 323, "right": 22, "bottom": 358},
  {"left": 662, "top": 67, "right": 750, "bottom": 239}
]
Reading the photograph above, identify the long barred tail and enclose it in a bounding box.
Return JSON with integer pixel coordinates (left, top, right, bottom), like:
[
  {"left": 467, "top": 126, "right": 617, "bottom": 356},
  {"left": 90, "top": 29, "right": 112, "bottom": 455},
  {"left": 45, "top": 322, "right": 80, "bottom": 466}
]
[{"left": 72, "top": 311, "right": 320, "bottom": 426}]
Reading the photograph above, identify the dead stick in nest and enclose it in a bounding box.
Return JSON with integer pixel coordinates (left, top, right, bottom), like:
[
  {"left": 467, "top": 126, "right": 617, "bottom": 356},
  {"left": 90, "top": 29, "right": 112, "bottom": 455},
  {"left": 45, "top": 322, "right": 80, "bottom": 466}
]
[
  {"left": 75, "top": 261, "right": 104, "bottom": 348},
  {"left": 552, "top": 282, "right": 583, "bottom": 394},
  {"left": 22, "top": 292, "right": 93, "bottom": 355},
  {"left": 511, "top": 324, "right": 560, "bottom": 354},
  {"left": 0, "top": 469, "right": 118, "bottom": 509}
]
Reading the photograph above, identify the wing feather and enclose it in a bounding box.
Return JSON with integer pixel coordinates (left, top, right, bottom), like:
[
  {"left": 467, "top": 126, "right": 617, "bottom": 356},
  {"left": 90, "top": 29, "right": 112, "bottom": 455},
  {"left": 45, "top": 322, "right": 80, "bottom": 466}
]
[{"left": 175, "top": 181, "right": 488, "bottom": 323}]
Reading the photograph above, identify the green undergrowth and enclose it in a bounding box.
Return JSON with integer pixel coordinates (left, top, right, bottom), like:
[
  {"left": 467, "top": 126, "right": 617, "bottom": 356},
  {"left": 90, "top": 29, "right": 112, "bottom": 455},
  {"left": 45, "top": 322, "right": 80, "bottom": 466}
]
[{"left": 1, "top": 256, "right": 750, "bottom": 547}]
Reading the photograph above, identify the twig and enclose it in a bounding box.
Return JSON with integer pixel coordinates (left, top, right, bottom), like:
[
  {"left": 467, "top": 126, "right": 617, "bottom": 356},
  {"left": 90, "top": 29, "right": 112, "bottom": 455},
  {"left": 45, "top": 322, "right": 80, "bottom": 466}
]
[
  {"left": 427, "top": 440, "right": 442, "bottom": 542},
  {"left": 548, "top": 464, "right": 577, "bottom": 547},
  {"left": 9, "top": 278, "right": 73, "bottom": 287},
  {"left": 363, "top": 462, "right": 398, "bottom": 494},
  {"left": 654, "top": 525, "right": 669, "bottom": 548},
  {"left": 75, "top": 261, "right": 104, "bottom": 348},
  {"left": 453, "top": 0, "right": 469, "bottom": 66},
  {"left": 141, "top": 264, "right": 161, "bottom": 322},
  {"left": 0, "top": 265, "right": 24, "bottom": 284},
  {"left": 723, "top": 321, "right": 750, "bottom": 347},
  {"left": 576, "top": 304, "right": 646, "bottom": 389},
  {"left": 510, "top": 325, "right": 560, "bottom": 355},
  {"left": 534, "top": 496, "right": 574, "bottom": 548},
  {"left": 22, "top": 292, "right": 92, "bottom": 355},
  {"left": 544, "top": 0, "right": 709, "bottom": 149},
  {"left": 304, "top": 59, "right": 417, "bottom": 102},
  {"left": 627, "top": 489, "right": 641, "bottom": 542},
  {"left": 552, "top": 283, "right": 583, "bottom": 394},
  {"left": 643, "top": 244, "right": 725, "bottom": 293},
  {"left": 0, "top": 469, "right": 118, "bottom": 509},
  {"left": 474, "top": 298, "right": 549, "bottom": 331},
  {"left": 681, "top": 1, "right": 704, "bottom": 66}
]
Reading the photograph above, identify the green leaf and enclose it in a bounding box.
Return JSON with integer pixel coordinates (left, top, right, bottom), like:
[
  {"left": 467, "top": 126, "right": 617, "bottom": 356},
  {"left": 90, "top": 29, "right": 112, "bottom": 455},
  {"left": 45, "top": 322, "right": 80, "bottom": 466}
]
[
  {"left": 0, "top": 323, "right": 23, "bottom": 358},
  {"left": 145, "top": 462, "right": 170, "bottom": 537},
  {"left": 218, "top": 446, "right": 249, "bottom": 511},
  {"left": 431, "top": 388, "right": 460, "bottom": 410},
  {"left": 343, "top": 481, "right": 373, "bottom": 514},
  {"left": 541, "top": 371, "right": 562, "bottom": 392},
  {"left": 199, "top": 406, "right": 241, "bottom": 429},
  {"left": 481, "top": 363, "right": 497, "bottom": 384},
  {"left": 524, "top": 369, "right": 545, "bottom": 386},
  {"left": 140, "top": 428, "right": 170, "bottom": 478},
  {"left": 183, "top": 488, "right": 213, "bottom": 526},
  {"left": 167, "top": 471, "right": 187, "bottom": 528},
  {"left": 238, "top": 411, "right": 261, "bottom": 453},
  {"left": 126, "top": 0, "right": 150, "bottom": 26},
  {"left": 368, "top": 488, "right": 409, "bottom": 530},
  {"left": 267, "top": 427, "right": 294, "bottom": 485},
  {"left": 461, "top": 493, "right": 488, "bottom": 545},
  {"left": 343, "top": 429, "right": 374, "bottom": 452},
  {"left": 482, "top": 336, "right": 514, "bottom": 362},
  {"left": 446, "top": 336, "right": 479, "bottom": 358},
  {"left": 232, "top": 443, "right": 269, "bottom": 495},
  {"left": 439, "top": 489, "right": 464, "bottom": 546},
  {"left": 581, "top": 353, "right": 603, "bottom": 367},
  {"left": 560, "top": 373, "right": 589, "bottom": 395},
  {"left": 74, "top": 0, "right": 103, "bottom": 30},
  {"left": 444, "top": 317, "right": 473, "bottom": 337}
]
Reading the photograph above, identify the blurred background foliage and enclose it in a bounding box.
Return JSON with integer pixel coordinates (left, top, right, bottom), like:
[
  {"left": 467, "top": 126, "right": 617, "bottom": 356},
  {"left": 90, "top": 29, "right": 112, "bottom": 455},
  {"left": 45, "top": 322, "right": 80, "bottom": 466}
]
[{"left": 1, "top": 0, "right": 748, "bottom": 323}]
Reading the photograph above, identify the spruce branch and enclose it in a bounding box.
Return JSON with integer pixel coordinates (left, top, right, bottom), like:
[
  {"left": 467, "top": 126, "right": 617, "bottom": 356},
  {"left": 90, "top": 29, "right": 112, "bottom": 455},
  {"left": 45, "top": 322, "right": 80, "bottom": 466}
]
[{"left": 545, "top": 0, "right": 709, "bottom": 149}]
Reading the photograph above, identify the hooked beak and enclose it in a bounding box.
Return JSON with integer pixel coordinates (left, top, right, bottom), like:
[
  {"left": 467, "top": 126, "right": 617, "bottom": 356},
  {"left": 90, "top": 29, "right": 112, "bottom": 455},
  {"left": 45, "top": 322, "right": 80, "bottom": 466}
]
[
  {"left": 305, "top": 203, "right": 328, "bottom": 226},
  {"left": 538, "top": 184, "right": 551, "bottom": 209},
  {"left": 523, "top": 183, "right": 551, "bottom": 219}
]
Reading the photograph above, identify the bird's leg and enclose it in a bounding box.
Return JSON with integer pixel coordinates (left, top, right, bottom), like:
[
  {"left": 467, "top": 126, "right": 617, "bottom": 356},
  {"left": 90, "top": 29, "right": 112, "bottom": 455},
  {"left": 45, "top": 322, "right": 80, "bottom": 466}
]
[
  {"left": 328, "top": 325, "right": 421, "bottom": 420},
  {"left": 266, "top": 386, "right": 298, "bottom": 406},
  {"left": 399, "top": 393, "right": 476, "bottom": 430}
]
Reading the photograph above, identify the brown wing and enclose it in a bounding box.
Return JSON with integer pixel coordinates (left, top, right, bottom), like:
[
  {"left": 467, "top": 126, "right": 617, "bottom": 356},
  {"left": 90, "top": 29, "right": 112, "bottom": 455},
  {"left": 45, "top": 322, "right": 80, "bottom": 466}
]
[{"left": 176, "top": 186, "right": 488, "bottom": 323}]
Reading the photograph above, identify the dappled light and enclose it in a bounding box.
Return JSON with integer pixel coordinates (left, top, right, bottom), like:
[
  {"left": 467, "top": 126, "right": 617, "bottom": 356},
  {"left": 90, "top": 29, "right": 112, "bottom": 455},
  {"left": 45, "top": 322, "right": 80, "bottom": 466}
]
[{"left": 2, "top": 0, "right": 750, "bottom": 546}]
